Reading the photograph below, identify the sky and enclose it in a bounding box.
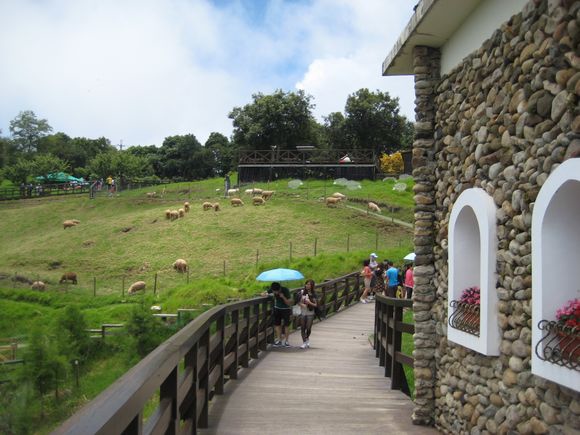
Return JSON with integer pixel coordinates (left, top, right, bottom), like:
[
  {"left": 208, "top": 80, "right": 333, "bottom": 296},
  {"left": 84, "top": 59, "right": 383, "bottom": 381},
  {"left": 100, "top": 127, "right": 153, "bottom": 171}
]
[{"left": 0, "top": 0, "right": 417, "bottom": 148}]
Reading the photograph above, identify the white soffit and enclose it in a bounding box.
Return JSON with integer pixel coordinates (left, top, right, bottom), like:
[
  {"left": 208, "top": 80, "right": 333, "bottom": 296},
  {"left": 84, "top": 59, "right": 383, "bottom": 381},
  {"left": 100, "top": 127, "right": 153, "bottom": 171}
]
[{"left": 382, "top": 0, "right": 482, "bottom": 76}]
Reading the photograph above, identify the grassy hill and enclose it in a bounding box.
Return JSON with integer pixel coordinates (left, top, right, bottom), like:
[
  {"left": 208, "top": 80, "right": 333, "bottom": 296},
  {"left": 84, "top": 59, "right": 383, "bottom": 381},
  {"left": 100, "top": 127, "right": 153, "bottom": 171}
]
[{"left": 0, "top": 176, "right": 415, "bottom": 432}]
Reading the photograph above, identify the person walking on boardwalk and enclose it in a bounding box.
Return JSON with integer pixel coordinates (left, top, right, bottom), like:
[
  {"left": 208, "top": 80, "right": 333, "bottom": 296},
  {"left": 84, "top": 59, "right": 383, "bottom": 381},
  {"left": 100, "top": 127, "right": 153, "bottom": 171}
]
[
  {"left": 385, "top": 261, "right": 400, "bottom": 297},
  {"left": 264, "top": 282, "right": 292, "bottom": 347},
  {"left": 360, "top": 259, "right": 372, "bottom": 304},
  {"left": 297, "top": 279, "right": 318, "bottom": 349},
  {"left": 403, "top": 263, "right": 414, "bottom": 299}
]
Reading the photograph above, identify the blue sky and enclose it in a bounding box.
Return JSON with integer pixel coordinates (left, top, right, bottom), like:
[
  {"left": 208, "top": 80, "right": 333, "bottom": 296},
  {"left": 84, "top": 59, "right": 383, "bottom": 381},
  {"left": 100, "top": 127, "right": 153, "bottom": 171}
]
[{"left": 0, "top": 0, "right": 417, "bottom": 147}]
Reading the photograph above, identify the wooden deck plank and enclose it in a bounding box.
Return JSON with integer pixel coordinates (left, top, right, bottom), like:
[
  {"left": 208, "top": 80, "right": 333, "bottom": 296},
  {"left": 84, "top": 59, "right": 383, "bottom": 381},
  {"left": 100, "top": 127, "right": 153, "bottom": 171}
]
[{"left": 200, "top": 302, "right": 436, "bottom": 434}]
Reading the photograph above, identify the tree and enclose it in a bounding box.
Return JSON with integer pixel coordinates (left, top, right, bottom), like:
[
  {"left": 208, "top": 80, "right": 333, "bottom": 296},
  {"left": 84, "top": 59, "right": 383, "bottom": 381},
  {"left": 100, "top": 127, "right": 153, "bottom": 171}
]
[
  {"left": 343, "top": 88, "right": 406, "bottom": 154},
  {"left": 322, "top": 112, "right": 348, "bottom": 149},
  {"left": 31, "top": 154, "right": 70, "bottom": 182},
  {"left": 205, "top": 132, "right": 236, "bottom": 176},
  {"left": 87, "top": 150, "right": 154, "bottom": 181},
  {"left": 158, "top": 134, "right": 213, "bottom": 180},
  {"left": 4, "top": 159, "right": 33, "bottom": 185},
  {"left": 9, "top": 111, "right": 53, "bottom": 154},
  {"left": 229, "top": 90, "right": 319, "bottom": 150},
  {"left": 126, "top": 304, "right": 166, "bottom": 358},
  {"left": 55, "top": 306, "right": 91, "bottom": 362}
]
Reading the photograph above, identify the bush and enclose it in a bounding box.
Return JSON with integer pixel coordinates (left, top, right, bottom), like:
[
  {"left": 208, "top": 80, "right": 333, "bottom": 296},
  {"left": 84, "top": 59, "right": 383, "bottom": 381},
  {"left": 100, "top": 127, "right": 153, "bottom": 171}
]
[
  {"left": 125, "top": 302, "right": 167, "bottom": 358},
  {"left": 379, "top": 152, "right": 404, "bottom": 174}
]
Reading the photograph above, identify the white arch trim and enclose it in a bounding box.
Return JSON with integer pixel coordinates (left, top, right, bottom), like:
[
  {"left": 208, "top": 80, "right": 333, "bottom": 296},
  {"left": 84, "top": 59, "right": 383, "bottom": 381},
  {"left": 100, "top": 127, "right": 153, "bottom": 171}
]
[
  {"left": 532, "top": 158, "right": 580, "bottom": 391},
  {"left": 448, "top": 188, "right": 500, "bottom": 355}
]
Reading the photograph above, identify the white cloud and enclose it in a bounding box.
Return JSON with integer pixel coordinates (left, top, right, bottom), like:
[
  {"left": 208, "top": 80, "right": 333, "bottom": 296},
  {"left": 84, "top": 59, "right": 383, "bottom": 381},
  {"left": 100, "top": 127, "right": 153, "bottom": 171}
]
[{"left": 0, "top": 0, "right": 417, "bottom": 147}]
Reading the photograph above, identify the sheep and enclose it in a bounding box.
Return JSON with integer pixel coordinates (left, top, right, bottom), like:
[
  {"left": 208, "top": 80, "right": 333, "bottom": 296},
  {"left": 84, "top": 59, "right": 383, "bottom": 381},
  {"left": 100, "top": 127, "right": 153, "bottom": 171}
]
[
  {"left": 173, "top": 258, "right": 188, "bottom": 273},
  {"left": 332, "top": 192, "right": 346, "bottom": 200},
  {"left": 252, "top": 196, "right": 265, "bottom": 206},
  {"left": 227, "top": 188, "right": 240, "bottom": 196},
  {"left": 59, "top": 272, "right": 78, "bottom": 284},
  {"left": 212, "top": 202, "right": 220, "bottom": 211},
  {"left": 63, "top": 220, "right": 78, "bottom": 229},
  {"left": 170, "top": 210, "right": 179, "bottom": 220},
  {"left": 230, "top": 198, "right": 244, "bottom": 206},
  {"left": 244, "top": 188, "right": 263, "bottom": 195},
  {"left": 261, "top": 190, "right": 275, "bottom": 201},
  {"left": 202, "top": 202, "right": 213, "bottom": 211},
  {"left": 128, "top": 281, "right": 146, "bottom": 294},
  {"left": 178, "top": 208, "right": 185, "bottom": 217},
  {"left": 165, "top": 209, "right": 171, "bottom": 219},
  {"left": 31, "top": 281, "right": 46, "bottom": 291},
  {"left": 71, "top": 219, "right": 81, "bottom": 224},
  {"left": 368, "top": 202, "right": 381, "bottom": 213},
  {"left": 184, "top": 202, "right": 190, "bottom": 212},
  {"left": 146, "top": 192, "right": 156, "bottom": 198},
  {"left": 325, "top": 197, "right": 341, "bottom": 207}
]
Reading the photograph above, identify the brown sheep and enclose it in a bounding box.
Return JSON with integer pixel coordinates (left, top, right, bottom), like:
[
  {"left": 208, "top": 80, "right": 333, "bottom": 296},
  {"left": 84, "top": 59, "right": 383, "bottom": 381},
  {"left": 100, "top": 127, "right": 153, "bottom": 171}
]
[
  {"left": 184, "top": 202, "right": 190, "bottom": 212},
  {"left": 252, "top": 196, "right": 265, "bottom": 206},
  {"left": 325, "top": 197, "right": 341, "bottom": 207},
  {"left": 202, "top": 201, "right": 213, "bottom": 211},
  {"left": 63, "top": 220, "right": 78, "bottom": 229},
  {"left": 173, "top": 259, "right": 188, "bottom": 273},
  {"left": 178, "top": 208, "right": 185, "bottom": 217},
  {"left": 170, "top": 210, "right": 179, "bottom": 220},
  {"left": 261, "top": 190, "right": 275, "bottom": 201},
  {"left": 368, "top": 202, "right": 381, "bottom": 213},
  {"left": 230, "top": 198, "right": 244, "bottom": 206},
  {"left": 165, "top": 209, "right": 171, "bottom": 219},
  {"left": 213, "top": 202, "right": 220, "bottom": 211},
  {"left": 59, "top": 272, "right": 78, "bottom": 284},
  {"left": 71, "top": 219, "right": 81, "bottom": 224},
  {"left": 128, "top": 281, "right": 146, "bottom": 294},
  {"left": 31, "top": 281, "right": 46, "bottom": 291}
]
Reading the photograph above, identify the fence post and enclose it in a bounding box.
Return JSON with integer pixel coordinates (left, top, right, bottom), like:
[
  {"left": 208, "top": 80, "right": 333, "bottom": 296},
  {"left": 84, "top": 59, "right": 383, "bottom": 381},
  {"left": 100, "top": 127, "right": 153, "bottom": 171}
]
[
  {"left": 289, "top": 242, "right": 292, "bottom": 262},
  {"left": 314, "top": 237, "right": 317, "bottom": 256},
  {"left": 93, "top": 277, "right": 96, "bottom": 297},
  {"left": 347, "top": 234, "right": 350, "bottom": 252},
  {"left": 256, "top": 249, "right": 259, "bottom": 267},
  {"left": 223, "top": 260, "right": 226, "bottom": 277}
]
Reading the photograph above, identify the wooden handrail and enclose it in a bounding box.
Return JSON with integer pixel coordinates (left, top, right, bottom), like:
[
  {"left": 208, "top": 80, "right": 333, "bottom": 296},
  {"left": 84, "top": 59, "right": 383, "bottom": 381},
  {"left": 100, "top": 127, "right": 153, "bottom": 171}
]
[
  {"left": 54, "top": 272, "right": 362, "bottom": 434},
  {"left": 374, "top": 294, "right": 414, "bottom": 397}
]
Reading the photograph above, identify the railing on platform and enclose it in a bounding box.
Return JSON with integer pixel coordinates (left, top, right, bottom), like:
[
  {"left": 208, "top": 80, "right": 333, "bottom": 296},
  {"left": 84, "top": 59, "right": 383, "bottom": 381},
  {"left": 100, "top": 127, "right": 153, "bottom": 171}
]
[
  {"left": 374, "top": 294, "right": 414, "bottom": 397},
  {"left": 238, "top": 149, "right": 376, "bottom": 165},
  {"left": 0, "top": 183, "right": 91, "bottom": 201},
  {"left": 55, "top": 272, "right": 362, "bottom": 434}
]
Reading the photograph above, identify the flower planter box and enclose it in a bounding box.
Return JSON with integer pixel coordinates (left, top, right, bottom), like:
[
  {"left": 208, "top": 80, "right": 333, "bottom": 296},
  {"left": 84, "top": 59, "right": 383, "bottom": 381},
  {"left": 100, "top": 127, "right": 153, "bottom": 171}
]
[
  {"left": 448, "top": 300, "right": 480, "bottom": 336},
  {"left": 535, "top": 320, "right": 579, "bottom": 371}
]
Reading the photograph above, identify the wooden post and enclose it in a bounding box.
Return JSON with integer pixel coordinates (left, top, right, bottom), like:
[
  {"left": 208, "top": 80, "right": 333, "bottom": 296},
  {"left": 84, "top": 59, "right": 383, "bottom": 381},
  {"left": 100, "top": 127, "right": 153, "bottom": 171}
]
[
  {"left": 347, "top": 234, "right": 350, "bottom": 252},
  {"left": 256, "top": 249, "right": 259, "bottom": 266},
  {"left": 93, "top": 277, "right": 96, "bottom": 297},
  {"left": 289, "top": 241, "right": 292, "bottom": 262},
  {"left": 314, "top": 237, "right": 318, "bottom": 256},
  {"left": 154, "top": 272, "right": 158, "bottom": 294},
  {"left": 223, "top": 260, "right": 226, "bottom": 277}
]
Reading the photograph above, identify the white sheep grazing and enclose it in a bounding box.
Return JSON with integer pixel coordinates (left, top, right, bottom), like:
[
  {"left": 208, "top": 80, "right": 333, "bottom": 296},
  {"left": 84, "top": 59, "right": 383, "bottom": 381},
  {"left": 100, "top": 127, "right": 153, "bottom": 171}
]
[
  {"left": 261, "top": 190, "right": 274, "bottom": 200},
  {"left": 325, "top": 197, "right": 341, "bottom": 207},
  {"left": 202, "top": 202, "right": 213, "bottom": 211},
  {"left": 165, "top": 209, "right": 171, "bottom": 219},
  {"left": 244, "top": 188, "right": 254, "bottom": 195},
  {"left": 252, "top": 196, "right": 265, "bottom": 206},
  {"left": 178, "top": 208, "right": 185, "bottom": 217},
  {"left": 170, "top": 210, "right": 179, "bottom": 220},
  {"left": 230, "top": 198, "right": 244, "bottom": 206},
  {"left": 368, "top": 202, "right": 381, "bottom": 213},
  {"left": 173, "top": 258, "right": 188, "bottom": 273},
  {"left": 63, "top": 220, "right": 78, "bottom": 229},
  {"left": 31, "top": 281, "right": 46, "bottom": 291},
  {"left": 332, "top": 192, "right": 346, "bottom": 200},
  {"left": 227, "top": 188, "right": 240, "bottom": 196},
  {"left": 128, "top": 281, "right": 146, "bottom": 294},
  {"left": 245, "top": 188, "right": 263, "bottom": 195},
  {"left": 146, "top": 192, "right": 156, "bottom": 198},
  {"left": 184, "top": 202, "right": 190, "bottom": 212},
  {"left": 213, "top": 202, "right": 220, "bottom": 211}
]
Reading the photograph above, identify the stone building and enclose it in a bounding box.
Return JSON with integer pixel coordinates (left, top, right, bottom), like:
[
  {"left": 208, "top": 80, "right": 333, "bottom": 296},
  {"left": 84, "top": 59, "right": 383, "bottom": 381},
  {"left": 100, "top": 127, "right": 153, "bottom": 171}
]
[{"left": 382, "top": 0, "right": 580, "bottom": 432}]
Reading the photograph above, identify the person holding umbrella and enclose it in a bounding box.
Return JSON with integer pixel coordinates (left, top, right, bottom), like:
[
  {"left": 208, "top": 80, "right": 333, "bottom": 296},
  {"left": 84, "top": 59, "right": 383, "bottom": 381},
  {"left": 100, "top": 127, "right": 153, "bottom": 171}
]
[{"left": 263, "top": 282, "right": 293, "bottom": 347}]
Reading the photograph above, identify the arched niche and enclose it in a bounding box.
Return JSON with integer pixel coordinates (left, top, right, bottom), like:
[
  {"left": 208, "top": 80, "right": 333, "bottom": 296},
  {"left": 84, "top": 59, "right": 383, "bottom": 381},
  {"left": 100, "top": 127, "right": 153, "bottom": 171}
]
[
  {"left": 448, "top": 188, "right": 500, "bottom": 355},
  {"left": 532, "top": 158, "right": 580, "bottom": 392}
]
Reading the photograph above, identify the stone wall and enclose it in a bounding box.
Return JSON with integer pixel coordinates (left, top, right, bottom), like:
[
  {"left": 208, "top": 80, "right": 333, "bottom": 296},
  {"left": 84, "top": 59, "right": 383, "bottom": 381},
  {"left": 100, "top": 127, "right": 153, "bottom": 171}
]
[{"left": 413, "top": 0, "right": 580, "bottom": 432}]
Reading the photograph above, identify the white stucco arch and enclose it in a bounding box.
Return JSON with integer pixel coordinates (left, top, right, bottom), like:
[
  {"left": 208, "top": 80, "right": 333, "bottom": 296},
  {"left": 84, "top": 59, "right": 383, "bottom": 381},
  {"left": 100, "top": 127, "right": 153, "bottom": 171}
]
[
  {"left": 448, "top": 188, "right": 499, "bottom": 355},
  {"left": 532, "top": 158, "right": 580, "bottom": 391}
]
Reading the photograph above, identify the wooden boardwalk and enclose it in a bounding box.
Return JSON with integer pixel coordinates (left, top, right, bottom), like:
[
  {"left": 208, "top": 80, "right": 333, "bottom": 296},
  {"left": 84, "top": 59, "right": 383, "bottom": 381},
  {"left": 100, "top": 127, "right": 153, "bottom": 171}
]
[{"left": 200, "top": 302, "right": 437, "bottom": 434}]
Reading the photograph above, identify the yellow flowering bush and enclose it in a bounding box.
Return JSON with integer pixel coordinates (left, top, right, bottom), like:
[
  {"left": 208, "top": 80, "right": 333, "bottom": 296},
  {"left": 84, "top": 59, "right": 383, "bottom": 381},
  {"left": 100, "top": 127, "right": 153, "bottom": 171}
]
[{"left": 379, "top": 151, "right": 404, "bottom": 174}]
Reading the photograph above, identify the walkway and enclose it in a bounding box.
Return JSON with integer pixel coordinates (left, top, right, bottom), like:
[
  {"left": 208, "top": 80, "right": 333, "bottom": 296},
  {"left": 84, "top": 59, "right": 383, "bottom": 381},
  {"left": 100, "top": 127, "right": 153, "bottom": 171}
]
[
  {"left": 200, "top": 303, "right": 435, "bottom": 434},
  {"left": 345, "top": 204, "right": 413, "bottom": 228}
]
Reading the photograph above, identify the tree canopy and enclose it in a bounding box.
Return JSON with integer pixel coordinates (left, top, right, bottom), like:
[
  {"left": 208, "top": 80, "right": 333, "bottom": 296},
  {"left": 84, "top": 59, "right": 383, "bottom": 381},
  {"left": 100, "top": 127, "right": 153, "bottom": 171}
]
[{"left": 9, "top": 110, "right": 53, "bottom": 154}]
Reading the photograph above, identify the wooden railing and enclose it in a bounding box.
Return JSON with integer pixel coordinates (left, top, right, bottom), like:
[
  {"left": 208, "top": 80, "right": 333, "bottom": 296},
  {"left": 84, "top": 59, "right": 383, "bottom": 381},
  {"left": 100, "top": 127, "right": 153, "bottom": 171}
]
[
  {"left": 374, "top": 294, "right": 414, "bottom": 396},
  {"left": 0, "top": 183, "right": 91, "bottom": 201},
  {"left": 238, "top": 149, "right": 376, "bottom": 165},
  {"left": 55, "top": 272, "right": 362, "bottom": 434}
]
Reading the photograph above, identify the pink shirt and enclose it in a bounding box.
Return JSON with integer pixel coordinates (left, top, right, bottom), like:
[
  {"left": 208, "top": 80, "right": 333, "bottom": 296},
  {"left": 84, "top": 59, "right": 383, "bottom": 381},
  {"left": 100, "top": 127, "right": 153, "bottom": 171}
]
[{"left": 404, "top": 268, "right": 414, "bottom": 288}]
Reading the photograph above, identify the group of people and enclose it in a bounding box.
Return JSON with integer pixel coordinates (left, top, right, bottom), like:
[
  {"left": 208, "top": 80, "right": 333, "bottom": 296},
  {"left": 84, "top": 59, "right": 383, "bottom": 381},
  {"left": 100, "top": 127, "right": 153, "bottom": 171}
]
[
  {"left": 262, "top": 280, "right": 318, "bottom": 349},
  {"left": 360, "top": 253, "right": 414, "bottom": 304}
]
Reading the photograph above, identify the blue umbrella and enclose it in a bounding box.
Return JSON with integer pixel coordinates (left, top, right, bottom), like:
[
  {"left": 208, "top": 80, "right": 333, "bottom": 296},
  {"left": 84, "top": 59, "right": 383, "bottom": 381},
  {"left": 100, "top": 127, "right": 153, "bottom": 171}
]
[{"left": 256, "top": 268, "right": 304, "bottom": 282}]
